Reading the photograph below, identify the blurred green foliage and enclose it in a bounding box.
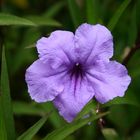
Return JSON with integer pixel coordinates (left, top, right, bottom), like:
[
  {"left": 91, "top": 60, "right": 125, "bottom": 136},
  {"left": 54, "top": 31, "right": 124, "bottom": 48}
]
[{"left": 0, "top": 0, "right": 140, "bottom": 140}]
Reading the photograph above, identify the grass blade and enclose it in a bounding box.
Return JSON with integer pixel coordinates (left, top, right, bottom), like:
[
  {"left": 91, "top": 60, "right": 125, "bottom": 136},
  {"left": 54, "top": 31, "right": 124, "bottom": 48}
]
[
  {"left": 43, "top": 1, "right": 65, "bottom": 18},
  {"left": 86, "top": 0, "right": 99, "bottom": 24},
  {"left": 0, "top": 13, "right": 35, "bottom": 26},
  {"left": 43, "top": 112, "right": 108, "bottom": 140},
  {"left": 17, "top": 114, "right": 51, "bottom": 140},
  {"left": 0, "top": 97, "right": 7, "bottom": 140},
  {"left": 0, "top": 46, "right": 16, "bottom": 140},
  {"left": 128, "top": 4, "right": 137, "bottom": 46},
  {"left": 26, "top": 16, "right": 61, "bottom": 27},
  {"left": 13, "top": 101, "right": 46, "bottom": 116},
  {"left": 102, "top": 90, "right": 140, "bottom": 108},
  {"left": 67, "top": 0, "right": 83, "bottom": 28},
  {"left": 107, "top": 0, "right": 131, "bottom": 31},
  {"left": 102, "top": 128, "right": 120, "bottom": 140},
  {"left": 74, "top": 100, "right": 96, "bottom": 121}
]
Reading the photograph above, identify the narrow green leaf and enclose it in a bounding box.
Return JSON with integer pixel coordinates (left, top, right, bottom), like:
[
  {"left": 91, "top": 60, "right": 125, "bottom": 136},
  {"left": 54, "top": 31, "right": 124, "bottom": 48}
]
[
  {"left": 0, "top": 13, "right": 36, "bottom": 26},
  {"left": 128, "top": 4, "right": 137, "bottom": 46},
  {"left": 102, "top": 128, "right": 120, "bottom": 140},
  {"left": 13, "top": 101, "right": 46, "bottom": 116},
  {"left": 67, "top": 0, "right": 83, "bottom": 28},
  {"left": 0, "top": 46, "right": 16, "bottom": 140},
  {"left": 40, "top": 102, "right": 63, "bottom": 128},
  {"left": 107, "top": 0, "right": 131, "bottom": 31},
  {"left": 43, "top": 112, "right": 108, "bottom": 140},
  {"left": 74, "top": 100, "right": 96, "bottom": 121},
  {"left": 18, "top": 114, "right": 50, "bottom": 140},
  {"left": 25, "top": 43, "right": 35, "bottom": 49},
  {"left": 26, "top": 16, "right": 61, "bottom": 27},
  {"left": 0, "top": 97, "right": 7, "bottom": 140},
  {"left": 132, "top": 129, "right": 140, "bottom": 140},
  {"left": 108, "top": 104, "right": 140, "bottom": 133},
  {"left": 86, "top": 0, "right": 99, "bottom": 24},
  {"left": 103, "top": 90, "right": 140, "bottom": 108},
  {"left": 131, "top": 66, "right": 140, "bottom": 78},
  {"left": 43, "top": 1, "right": 65, "bottom": 18}
]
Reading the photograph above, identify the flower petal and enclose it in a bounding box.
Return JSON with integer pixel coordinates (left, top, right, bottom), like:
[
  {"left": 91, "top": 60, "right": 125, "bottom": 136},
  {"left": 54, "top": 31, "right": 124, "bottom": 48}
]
[
  {"left": 86, "top": 60, "right": 131, "bottom": 103},
  {"left": 75, "top": 23, "right": 113, "bottom": 64},
  {"left": 36, "top": 31, "right": 76, "bottom": 69},
  {"left": 25, "top": 59, "right": 66, "bottom": 102},
  {"left": 53, "top": 76, "right": 95, "bottom": 122}
]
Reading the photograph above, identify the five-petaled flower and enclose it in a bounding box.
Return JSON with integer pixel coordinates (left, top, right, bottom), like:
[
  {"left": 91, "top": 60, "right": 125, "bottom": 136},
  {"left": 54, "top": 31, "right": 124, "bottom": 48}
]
[{"left": 25, "top": 23, "right": 131, "bottom": 122}]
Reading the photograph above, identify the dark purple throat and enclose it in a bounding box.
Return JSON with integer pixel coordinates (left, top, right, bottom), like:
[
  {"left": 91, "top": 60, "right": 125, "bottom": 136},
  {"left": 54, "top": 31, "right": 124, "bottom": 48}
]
[{"left": 70, "top": 63, "right": 84, "bottom": 79}]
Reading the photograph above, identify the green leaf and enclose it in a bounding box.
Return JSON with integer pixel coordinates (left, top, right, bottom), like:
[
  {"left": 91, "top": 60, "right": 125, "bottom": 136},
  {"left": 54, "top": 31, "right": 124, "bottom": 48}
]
[
  {"left": 0, "top": 97, "right": 7, "bottom": 140},
  {"left": 102, "top": 128, "right": 120, "bottom": 140},
  {"left": 25, "top": 43, "right": 35, "bottom": 49},
  {"left": 107, "top": 0, "right": 131, "bottom": 31},
  {"left": 43, "top": 1, "right": 65, "bottom": 18},
  {"left": 128, "top": 4, "right": 137, "bottom": 46},
  {"left": 17, "top": 114, "right": 50, "bottom": 140},
  {"left": 0, "top": 13, "right": 36, "bottom": 26},
  {"left": 67, "top": 0, "right": 83, "bottom": 28},
  {"left": 43, "top": 112, "right": 108, "bottom": 140},
  {"left": 13, "top": 101, "right": 46, "bottom": 116},
  {"left": 0, "top": 46, "right": 16, "bottom": 140},
  {"left": 40, "top": 102, "right": 63, "bottom": 129},
  {"left": 26, "top": 16, "right": 61, "bottom": 27},
  {"left": 86, "top": 0, "right": 99, "bottom": 24},
  {"left": 0, "top": 13, "right": 61, "bottom": 27},
  {"left": 103, "top": 90, "right": 140, "bottom": 108},
  {"left": 108, "top": 105, "right": 139, "bottom": 133},
  {"left": 132, "top": 129, "right": 140, "bottom": 140},
  {"left": 11, "top": 28, "right": 40, "bottom": 73},
  {"left": 74, "top": 100, "right": 96, "bottom": 121}
]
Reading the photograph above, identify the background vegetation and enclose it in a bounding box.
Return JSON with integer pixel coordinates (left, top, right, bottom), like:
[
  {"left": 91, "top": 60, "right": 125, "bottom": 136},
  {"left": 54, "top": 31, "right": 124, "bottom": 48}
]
[{"left": 0, "top": 0, "right": 140, "bottom": 140}]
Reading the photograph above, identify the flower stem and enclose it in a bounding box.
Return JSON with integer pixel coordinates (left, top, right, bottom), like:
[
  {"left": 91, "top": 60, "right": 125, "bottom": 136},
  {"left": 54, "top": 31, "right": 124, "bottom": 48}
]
[
  {"left": 122, "top": 33, "right": 140, "bottom": 65},
  {"left": 96, "top": 103, "right": 105, "bottom": 129},
  {"left": 122, "top": 44, "right": 140, "bottom": 65}
]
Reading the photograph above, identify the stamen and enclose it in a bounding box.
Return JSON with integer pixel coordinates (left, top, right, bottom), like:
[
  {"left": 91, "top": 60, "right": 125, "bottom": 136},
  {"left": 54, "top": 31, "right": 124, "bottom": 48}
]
[{"left": 76, "top": 63, "right": 79, "bottom": 66}]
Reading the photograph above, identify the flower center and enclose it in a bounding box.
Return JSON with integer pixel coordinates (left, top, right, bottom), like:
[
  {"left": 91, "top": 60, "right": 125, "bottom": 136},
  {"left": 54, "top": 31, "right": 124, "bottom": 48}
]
[{"left": 70, "top": 63, "right": 84, "bottom": 78}]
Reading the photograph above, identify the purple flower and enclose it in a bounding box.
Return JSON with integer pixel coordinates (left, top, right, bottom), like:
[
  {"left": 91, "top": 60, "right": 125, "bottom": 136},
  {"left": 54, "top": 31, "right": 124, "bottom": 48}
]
[{"left": 25, "top": 23, "right": 131, "bottom": 122}]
